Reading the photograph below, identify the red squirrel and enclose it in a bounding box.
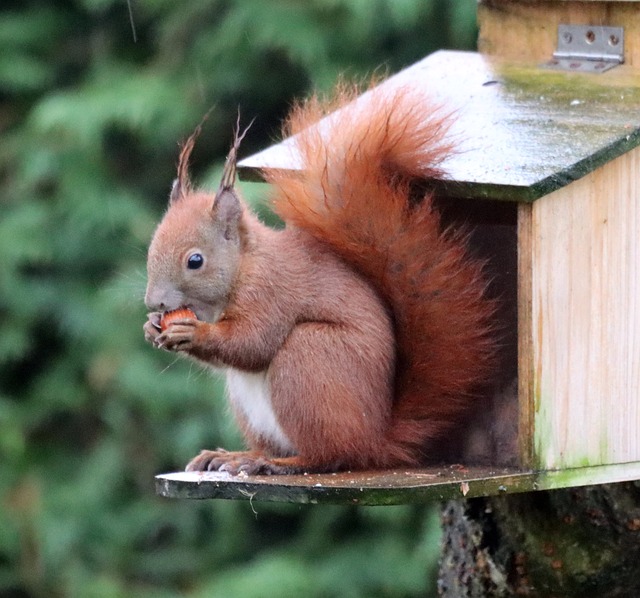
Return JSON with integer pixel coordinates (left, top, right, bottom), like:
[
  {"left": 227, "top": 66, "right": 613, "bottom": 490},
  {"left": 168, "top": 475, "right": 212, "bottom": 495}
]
[{"left": 143, "top": 84, "right": 497, "bottom": 475}]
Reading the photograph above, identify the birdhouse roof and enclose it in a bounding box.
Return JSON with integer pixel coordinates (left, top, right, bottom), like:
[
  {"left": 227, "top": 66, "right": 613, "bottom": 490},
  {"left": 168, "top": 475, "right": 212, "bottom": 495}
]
[{"left": 238, "top": 50, "right": 640, "bottom": 202}]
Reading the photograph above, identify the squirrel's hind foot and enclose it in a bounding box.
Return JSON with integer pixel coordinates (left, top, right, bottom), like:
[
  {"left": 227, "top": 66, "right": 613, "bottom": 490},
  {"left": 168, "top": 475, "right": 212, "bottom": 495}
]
[{"left": 185, "top": 449, "right": 309, "bottom": 475}]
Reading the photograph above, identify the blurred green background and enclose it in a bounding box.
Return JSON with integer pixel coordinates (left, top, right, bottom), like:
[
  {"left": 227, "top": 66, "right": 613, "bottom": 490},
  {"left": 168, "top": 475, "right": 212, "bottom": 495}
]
[{"left": 0, "top": 1, "right": 477, "bottom": 596}]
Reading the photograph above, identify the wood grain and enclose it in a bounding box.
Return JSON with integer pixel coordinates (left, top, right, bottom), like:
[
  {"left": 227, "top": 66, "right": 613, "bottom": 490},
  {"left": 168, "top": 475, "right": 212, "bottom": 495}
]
[{"left": 531, "top": 145, "right": 640, "bottom": 469}]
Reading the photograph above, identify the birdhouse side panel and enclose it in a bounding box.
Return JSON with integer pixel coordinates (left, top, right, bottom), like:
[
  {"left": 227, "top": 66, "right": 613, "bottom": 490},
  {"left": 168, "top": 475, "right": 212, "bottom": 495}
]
[{"left": 530, "top": 146, "right": 640, "bottom": 470}]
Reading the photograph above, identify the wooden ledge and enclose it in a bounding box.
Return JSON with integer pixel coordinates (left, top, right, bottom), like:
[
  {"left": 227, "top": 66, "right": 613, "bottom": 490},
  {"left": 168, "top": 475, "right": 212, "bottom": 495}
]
[
  {"left": 156, "top": 466, "right": 525, "bottom": 505},
  {"left": 156, "top": 462, "right": 640, "bottom": 505}
]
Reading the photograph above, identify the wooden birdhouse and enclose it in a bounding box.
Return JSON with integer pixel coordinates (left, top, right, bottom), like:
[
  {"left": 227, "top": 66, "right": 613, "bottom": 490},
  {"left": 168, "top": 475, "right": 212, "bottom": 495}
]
[{"left": 157, "top": 0, "right": 640, "bottom": 504}]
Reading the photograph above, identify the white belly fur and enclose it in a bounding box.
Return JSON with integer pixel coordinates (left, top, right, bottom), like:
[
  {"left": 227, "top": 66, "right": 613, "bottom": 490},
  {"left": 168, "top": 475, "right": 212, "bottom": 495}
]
[{"left": 225, "top": 369, "right": 295, "bottom": 454}]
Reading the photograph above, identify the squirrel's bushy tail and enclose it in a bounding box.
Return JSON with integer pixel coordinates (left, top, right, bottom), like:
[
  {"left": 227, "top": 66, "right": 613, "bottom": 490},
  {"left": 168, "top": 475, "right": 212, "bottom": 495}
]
[{"left": 267, "top": 83, "right": 497, "bottom": 466}]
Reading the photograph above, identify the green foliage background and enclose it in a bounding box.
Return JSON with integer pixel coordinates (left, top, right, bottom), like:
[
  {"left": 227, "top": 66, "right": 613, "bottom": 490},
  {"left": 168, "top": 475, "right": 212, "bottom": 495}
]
[{"left": 0, "top": 1, "right": 477, "bottom": 596}]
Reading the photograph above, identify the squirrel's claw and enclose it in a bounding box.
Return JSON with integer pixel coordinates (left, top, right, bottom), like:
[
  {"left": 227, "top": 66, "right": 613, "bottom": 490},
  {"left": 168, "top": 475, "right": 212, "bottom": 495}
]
[{"left": 143, "top": 313, "right": 162, "bottom": 345}]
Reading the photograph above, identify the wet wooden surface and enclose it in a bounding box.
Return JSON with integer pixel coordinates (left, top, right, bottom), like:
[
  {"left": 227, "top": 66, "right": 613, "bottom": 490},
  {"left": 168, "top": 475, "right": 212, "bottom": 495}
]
[{"left": 238, "top": 51, "right": 640, "bottom": 202}]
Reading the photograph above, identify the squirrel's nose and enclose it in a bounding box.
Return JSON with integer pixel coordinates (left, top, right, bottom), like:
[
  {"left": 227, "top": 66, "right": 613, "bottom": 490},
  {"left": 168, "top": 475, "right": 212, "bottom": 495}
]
[{"left": 145, "top": 284, "right": 175, "bottom": 312}]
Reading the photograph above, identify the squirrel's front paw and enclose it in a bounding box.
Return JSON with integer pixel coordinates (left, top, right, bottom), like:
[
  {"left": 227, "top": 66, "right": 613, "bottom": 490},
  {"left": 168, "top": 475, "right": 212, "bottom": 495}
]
[{"left": 156, "top": 315, "right": 200, "bottom": 352}]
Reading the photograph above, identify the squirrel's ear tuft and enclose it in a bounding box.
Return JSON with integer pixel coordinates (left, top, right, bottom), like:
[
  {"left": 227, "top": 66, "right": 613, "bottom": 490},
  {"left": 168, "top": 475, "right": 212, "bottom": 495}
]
[
  {"left": 209, "top": 114, "right": 253, "bottom": 238},
  {"left": 213, "top": 112, "right": 253, "bottom": 202},
  {"left": 171, "top": 110, "right": 215, "bottom": 204},
  {"left": 172, "top": 133, "right": 196, "bottom": 204}
]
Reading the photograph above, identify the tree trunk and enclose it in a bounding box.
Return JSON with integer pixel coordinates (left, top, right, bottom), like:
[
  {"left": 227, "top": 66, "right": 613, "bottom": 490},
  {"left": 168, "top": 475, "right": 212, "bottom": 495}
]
[{"left": 438, "top": 481, "right": 640, "bottom": 597}]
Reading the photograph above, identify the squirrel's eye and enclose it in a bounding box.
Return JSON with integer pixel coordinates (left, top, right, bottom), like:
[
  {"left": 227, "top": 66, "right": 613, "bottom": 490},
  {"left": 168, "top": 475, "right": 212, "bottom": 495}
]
[{"left": 187, "top": 253, "right": 204, "bottom": 270}]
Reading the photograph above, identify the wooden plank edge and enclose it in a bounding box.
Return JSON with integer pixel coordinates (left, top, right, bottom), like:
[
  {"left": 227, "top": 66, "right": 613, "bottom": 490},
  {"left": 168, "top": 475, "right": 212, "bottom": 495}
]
[
  {"left": 155, "top": 462, "right": 640, "bottom": 505},
  {"left": 529, "top": 128, "right": 640, "bottom": 202},
  {"left": 517, "top": 202, "right": 535, "bottom": 468},
  {"left": 237, "top": 162, "right": 537, "bottom": 203}
]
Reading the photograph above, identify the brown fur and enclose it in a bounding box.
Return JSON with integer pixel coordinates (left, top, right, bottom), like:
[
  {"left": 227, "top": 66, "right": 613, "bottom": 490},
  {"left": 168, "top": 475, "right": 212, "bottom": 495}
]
[
  {"left": 144, "top": 83, "right": 497, "bottom": 474},
  {"left": 267, "top": 84, "right": 497, "bottom": 466}
]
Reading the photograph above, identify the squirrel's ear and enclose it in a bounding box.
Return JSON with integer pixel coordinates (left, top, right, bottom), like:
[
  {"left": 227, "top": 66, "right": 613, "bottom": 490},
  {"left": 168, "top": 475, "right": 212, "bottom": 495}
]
[
  {"left": 169, "top": 179, "right": 182, "bottom": 204},
  {"left": 211, "top": 188, "right": 243, "bottom": 242}
]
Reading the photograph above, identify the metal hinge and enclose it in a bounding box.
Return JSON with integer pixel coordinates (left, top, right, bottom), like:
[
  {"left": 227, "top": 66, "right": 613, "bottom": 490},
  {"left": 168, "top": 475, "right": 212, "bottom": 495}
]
[{"left": 544, "top": 25, "right": 624, "bottom": 73}]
